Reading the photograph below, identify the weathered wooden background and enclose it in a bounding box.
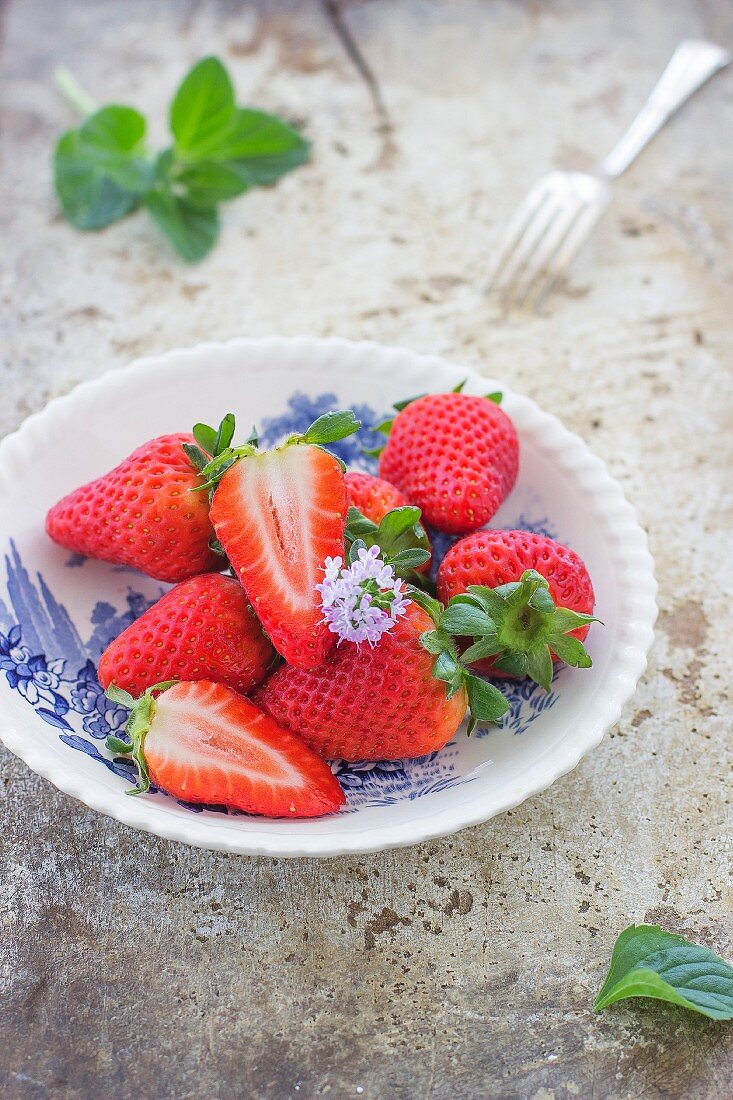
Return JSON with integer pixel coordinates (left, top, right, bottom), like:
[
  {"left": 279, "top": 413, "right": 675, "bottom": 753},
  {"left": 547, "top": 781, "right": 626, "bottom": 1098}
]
[{"left": 1, "top": 1, "right": 732, "bottom": 1097}]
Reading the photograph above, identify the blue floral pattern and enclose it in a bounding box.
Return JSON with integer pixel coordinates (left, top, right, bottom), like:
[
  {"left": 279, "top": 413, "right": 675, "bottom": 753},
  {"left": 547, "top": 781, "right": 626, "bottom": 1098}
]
[{"left": 0, "top": 391, "right": 565, "bottom": 813}]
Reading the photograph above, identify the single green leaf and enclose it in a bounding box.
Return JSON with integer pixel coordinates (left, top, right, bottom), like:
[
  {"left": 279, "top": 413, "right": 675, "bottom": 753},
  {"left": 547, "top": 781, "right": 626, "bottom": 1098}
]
[
  {"left": 465, "top": 585, "right": 509, "bottom": 620},
  {"left": 525, "top": 646, "right": 554, "bottom": 692},
  {"left": 441, "top": 601, "right": 496, "bottom": 637},
  {"left": 301, "top": 410, "right": 361, "bottom": 445},
  {"left": 464, "top": 672, "right": 509, "bottom": 724},
  {"left": 171, "top": 56, "right": 235, "bottom": 156},
  {"left": 461, "top": 635, "right": 502, "bottom": 664},
  {"left": 361, "top": 444, "right": 385, "bottom": 460},
  {"left": 182, "top": 105, "right": 310, "bottom": 183},
  {"left": 548, "top": 632, "right": 592, "bottom": 668},
  {"left": 145, "top": 190, "right": 219, "bottom": 262},
  {"left": 106, "top": 735, "right": 133, "bottom": 755},
  {"left": 388, "top": 548, "right": 431, "bottom": 571},
  {"left": 214, "top": 413, "right": 236, "bottom": 455},
  {"left": 594, "top": 925, "right": 733, "bottom": 1021},
  {"left": 54, "top": 105, "right": 152, "bottom": 229},
  {"left": 451, "top": 379, "right": 467, "bottom": 393},
  {"left": 486, "top": 391, "right": 503, "bottom": 403},
  {"left": 393, "top": 392, "right": 427, "bottom": 412},
  {"left": 528, "top": 585, "right": 555, "bottom": 614},
  {"left": 182, "top": 441, "right": 210, "bottom": 472},
  {"left": 192, "top": 422, "right": 218, "bottom": 454},
  {"left": 433, "top": 650, "right": 461, "bottom": 684},
  {"left": 492, "top": 651, "right": 529, "bottom": 678},
  {"left": 419, "top": 630, "right": 447, "bottom": 656},
  {"left": 345, "top": 507, "right": 379, "bottom": 540},
  {"left": 348, "top": 538, "right": 367, "bottom": 565},
  {"left": 377, "top": 506, "right": 422, "bottom": 546},
  {"left": 173, "top": 159, "right": 251, "bottom": 207},
  {"left": 550, "top": 607, "right": 599, "bottom": 634},
  {"left": 373, "top": 417, "right": 394, "bottom": 436},
  {"left": 406, "top": 587, "right": 444, "bottom": 626}
]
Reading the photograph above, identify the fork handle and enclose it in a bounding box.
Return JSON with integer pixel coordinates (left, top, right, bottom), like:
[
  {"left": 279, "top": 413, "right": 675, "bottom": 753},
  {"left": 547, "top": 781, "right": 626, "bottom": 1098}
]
[{"left": 599, "top": 40, "right": 730, "bottom": 178}]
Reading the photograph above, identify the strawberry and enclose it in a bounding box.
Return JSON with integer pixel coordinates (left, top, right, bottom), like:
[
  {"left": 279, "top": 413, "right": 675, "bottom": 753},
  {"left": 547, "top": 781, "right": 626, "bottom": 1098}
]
[
  {"left": 345, "top": 471, "right": 432, "bottom": 575},
  {"left": 46, "top": 433, "right": 219, "bottom": 583},
  {"left": 106, "top": 680, "right": 345, "bottom": 817},
  {"left": 345, "top": 471, "right": 411, "bottom": 522},
  {"left": 200, "top": 411, "right": 359, "bottom": 670},
  {"left": 436, "top": 529, "right": 597, "bottom": 687},
  {"left": 377, "top": 390, "right": 519, "bottom": 534},
  {"left": 98, "top": 573, "right": 275, "bottom": 698},
  {"left": 255, "top": 597, "right": 508, "bottom": 761}
]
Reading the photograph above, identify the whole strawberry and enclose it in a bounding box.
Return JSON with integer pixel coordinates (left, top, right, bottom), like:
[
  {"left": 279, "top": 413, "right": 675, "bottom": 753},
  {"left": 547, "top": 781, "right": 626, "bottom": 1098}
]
[
  {"left": 98, "top": 573, "right": 274, "bottom": 697},
  {"left": 256, "top": 602, "right": 468, "bottom": 760},
  {"left": 437, "top": 529, "right": 597, "bottom": 685},
  {"left": 46, "top": 433, "right": 219, "bottom": 583},
  {"left": 106, "top": 680, "right": 345, "bottom": 818},
  {"left": 345, "top": 470, "right": 410, "bottom": 522},
  {"left": 378, "top": 392, "right": 519, "bottom": 534}
]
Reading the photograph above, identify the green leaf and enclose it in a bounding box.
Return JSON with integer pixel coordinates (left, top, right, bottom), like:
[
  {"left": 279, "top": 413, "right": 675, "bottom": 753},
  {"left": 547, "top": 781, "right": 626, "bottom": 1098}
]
[
  {"left": 373, "top": 417, "right": 394, "bottom": 436},
  {"left": 550, "top": 607, "right": 599, "bottom": 634},
  {"left": 441, "top": 601, "right": 496, "bottom": 637},
  {"left": 419, "top": 629, "right": 451, "bottom": 656},
  {"left": 54, "top": 106, "right": 152, "bottom": 229},
  {"left": 525, "top": 646, "right": 554, "bottom": 692},
  {"left": 548, "top": 633, "right": 592, "bottom": 668},
  {"left": 528, "top": 585, "right": 555, "bottom": 614},
  {"left": 451, "top": 379, "right": 467, "bottom": 393},
  {"left": 173, "top": 159, "right": 250, "bottom": 207},
  {"left": 388, "top": 548, "right": 431, "bottom": 571},
  {"left": 492, "top": 651, "right": 529, "bottom": 678},
  {"left": 345, "top": 507, "right": 379, "bottom": 540},
  {"left": 377, "top": 506, "right": 422, "bottom": 546},
  {"left": 407, "top": 587, "right": 444, "bottom": 626},
  {"left": 204, "top": 108, "right": 310, "bottom": 184},
  {"left": 192, "top": 422, "right": 218, "bottom": 454},
  {"left": 486, "top": 391, "right": 503, "bottom": 404},
  {"left": 464, "top": 672, "right": 509, "bottom": 724},
  {"left": 594, "top": 925, "right": 733, "bottom": 1021},
  {"left": 393, "top": 392, "right": 427, "bottom": 412},
  {"left": 106, "top": 736, "right": 133, "bottom": 755},
  {"left": 301, "top": 410, "right": 361, "bottom": 445},
  {"left": 214, "top": 413, "right": 236, "bottom": 454},
  {"left": 145, "top": 190, "right": 219, "bottom": 262},
  {"left": 182, "top": 442, "right": 210, "bottom": 472},
  {"left": 433, "top": 651, "right": 463, "bottom": 698},
  {"left": 465, "top": 585, "right": 509, "bottom": 620},
  {"left": 171, "top": 56, "right": 235, "bottom": 156},
  {"left": 461, "top": 635, "right": 502, "bottom": 664}
]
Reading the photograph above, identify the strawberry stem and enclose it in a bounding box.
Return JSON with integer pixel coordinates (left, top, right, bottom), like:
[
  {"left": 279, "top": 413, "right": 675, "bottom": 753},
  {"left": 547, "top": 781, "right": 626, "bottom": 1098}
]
[{"left": 105, "top": 680, "right": 177, "bottom": 795}]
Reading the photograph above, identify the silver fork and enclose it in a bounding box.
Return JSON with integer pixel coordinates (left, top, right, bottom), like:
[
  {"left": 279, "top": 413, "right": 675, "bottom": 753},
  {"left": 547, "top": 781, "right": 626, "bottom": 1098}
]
[{"left": 485, "top": 40, "right": 731, "bottom": 313}]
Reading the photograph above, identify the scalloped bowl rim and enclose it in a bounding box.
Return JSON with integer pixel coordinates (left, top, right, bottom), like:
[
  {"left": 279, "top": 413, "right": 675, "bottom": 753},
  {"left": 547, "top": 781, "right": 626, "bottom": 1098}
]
[{"left": 0, "top": 337, "right": 657, "bottom": 856}]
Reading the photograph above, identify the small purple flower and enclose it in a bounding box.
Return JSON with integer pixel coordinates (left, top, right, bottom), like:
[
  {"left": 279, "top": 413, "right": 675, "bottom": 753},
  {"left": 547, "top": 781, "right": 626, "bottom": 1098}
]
[{"left": 316, "top": 546, "right": 408, "bottom": 646}]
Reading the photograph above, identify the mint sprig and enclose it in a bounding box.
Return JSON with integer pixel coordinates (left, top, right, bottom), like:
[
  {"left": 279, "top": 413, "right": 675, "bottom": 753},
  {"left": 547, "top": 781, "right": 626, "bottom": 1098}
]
[
  {"left": 345, "top": 505, "right": 431, "bottom": 581},
  {"left": 595, "top": 925, "right": 733, "bottom": 1021},
  {"left": 53, "top": 57, "right": 309, "bottom": 261}
]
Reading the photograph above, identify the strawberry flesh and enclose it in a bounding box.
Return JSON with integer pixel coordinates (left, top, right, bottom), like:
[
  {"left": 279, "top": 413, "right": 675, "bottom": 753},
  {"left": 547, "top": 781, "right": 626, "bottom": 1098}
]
[
  {"left": 210, "top": 444, "right": 348, "bottom": 669},
  {"left": 144, "top": 681, "right": 345, "bottom": 817}
]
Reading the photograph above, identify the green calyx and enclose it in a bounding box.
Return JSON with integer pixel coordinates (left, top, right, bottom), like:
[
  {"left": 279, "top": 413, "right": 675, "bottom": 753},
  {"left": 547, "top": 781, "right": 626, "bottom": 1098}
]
[
  {"left": 408, "top": 588, "right": 509, "bottom": 733},
  {"left": 186, "top": 409, "right": 361, "bottom": 493},
  {"left": 105, "top": 680, "right": 177, "bottom": 795},
  {"left": 345, "top": 505, "right": 431, "bottom": 581},
  {"left": 442, "top": 569, "right": 601, "bottom": 692},
  {"left": 362, "top": 382, "right": 503, "bottom": 459}
]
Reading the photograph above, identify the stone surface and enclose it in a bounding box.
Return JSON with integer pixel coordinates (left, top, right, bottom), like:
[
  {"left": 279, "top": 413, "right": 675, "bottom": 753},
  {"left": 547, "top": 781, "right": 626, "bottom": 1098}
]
[{"left": 1, "top": 1, "right": 732, "bottom": 1097}]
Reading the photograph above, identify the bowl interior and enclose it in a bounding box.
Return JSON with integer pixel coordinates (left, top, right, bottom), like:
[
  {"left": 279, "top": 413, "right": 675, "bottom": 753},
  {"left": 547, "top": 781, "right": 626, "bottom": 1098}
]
[{"left": 0, "top": 339, "right": 651, "bottom": 855}]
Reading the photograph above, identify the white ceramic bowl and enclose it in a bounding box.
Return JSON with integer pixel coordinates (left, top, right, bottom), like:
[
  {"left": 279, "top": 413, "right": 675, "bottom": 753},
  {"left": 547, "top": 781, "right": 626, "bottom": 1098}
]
[{"left": 0, "top": 337, "right": 656, "bottom": 856}]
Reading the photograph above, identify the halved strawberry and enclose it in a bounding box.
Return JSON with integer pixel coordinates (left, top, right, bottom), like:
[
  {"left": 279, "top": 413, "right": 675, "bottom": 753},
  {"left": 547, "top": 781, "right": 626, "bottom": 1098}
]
[
  {"left": 201, "top": 411, "right": 359, "bottom": 669},
  {"left": 106, "top": 680, "right": 345, "bottom": 818}
]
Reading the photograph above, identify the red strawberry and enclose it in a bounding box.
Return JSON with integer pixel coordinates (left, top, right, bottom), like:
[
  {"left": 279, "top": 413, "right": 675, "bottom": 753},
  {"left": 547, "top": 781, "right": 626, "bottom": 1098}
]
[
  {"left": 205, "top": 412, "right": 359, "bottom": 670},
  {"left": 345, "top": 471, "right": 411, "bottom": 521},
  {"left": 98, "top": 573, "right": 274, "bottom": 698},
  {"left": 345, "top": 470, "right": 431, "bottom": 574},
  {"left": 46, "top": 434, "right": 219, "bottom": 583},
  {"left": 378, "top": 393, "right": 519, "bottom": 534},
  {"left": 255, "top": 599, "right": 507, "bottom": 761},
  {"left": 437, "top": 530, "right": 597, "bottom": 686},
  {"left": 106, "top": 680, "right": 345, "bottom": 818}
]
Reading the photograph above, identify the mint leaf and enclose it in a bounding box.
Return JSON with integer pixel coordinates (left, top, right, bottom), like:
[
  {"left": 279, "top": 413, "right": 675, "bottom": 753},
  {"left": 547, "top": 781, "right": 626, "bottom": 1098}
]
[
  {"left": 440, "top": 601, "right": 496, "bottom": 637},
  {"left": 173, "top": 160, "right": 251, "bottom": 207},
  {"left": 200, "top": 108, "right": 310, "bottom": 182},
  {"left": 594, "top": 925, "right": 733, "bottom": 1021},
  {"left": 54, "top": 106, "right": 151, "bottom": 229},
  {"left": 171, "top": 56, "right": 235, "bottom": 156},
  {"left": 145, "top": 191, "right": 219, "bottom": 261}
]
